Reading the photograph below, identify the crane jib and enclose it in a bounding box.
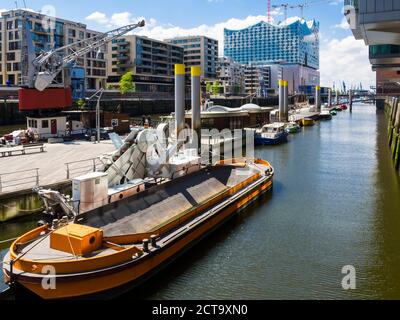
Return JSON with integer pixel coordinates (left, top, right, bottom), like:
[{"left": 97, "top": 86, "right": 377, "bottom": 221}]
[{"left": 29, "top": 20, "right": 145, "bottom": 91}]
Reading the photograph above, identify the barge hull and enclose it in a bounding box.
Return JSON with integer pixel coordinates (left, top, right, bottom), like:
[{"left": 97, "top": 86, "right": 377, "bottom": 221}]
[{"left": 6, "top": 177, "right": 273, "bottom": 299}]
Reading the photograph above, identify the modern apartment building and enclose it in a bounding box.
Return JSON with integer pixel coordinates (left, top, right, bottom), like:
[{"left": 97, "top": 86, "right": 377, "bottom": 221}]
[
  {"left": 280, "top": 64, "right": 320, "bottom": 94},
  {"left": 344, "top": 0, "right": 400, "bottom": 95},
  {"left": 166, "top": 36, "right": 219, "bottom": 80},
  {"left": 224, "top": 19, "right": 320, "bottom": 70},
  {"left": 216, "top": 57, "right": 245, "bottom": 95},
  {"left": 106, "top": 35, "right": 184, "bottom": 93},
  {"left": 0, "top": 9, "right": 106, "bottom": 89},
  {"left": 244, "top": 65, "right": 271, "bottom": 97}
]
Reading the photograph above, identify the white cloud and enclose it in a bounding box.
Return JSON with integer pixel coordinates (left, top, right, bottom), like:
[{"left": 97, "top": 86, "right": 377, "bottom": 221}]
[
  {"left": 320, "top": 36, "right": 374, "bottom": 89},
  {"left": 84, "top": 10, "right": 374, "bottom": 89},
  {"left": 333, "top": 17, "right": 350, "bottom": 30},
  {"left": 85, "top": 11, "right": 283, "bottom": 53},
  {"left": 86, "top": 11, "right": 109, "bottom": 25}
]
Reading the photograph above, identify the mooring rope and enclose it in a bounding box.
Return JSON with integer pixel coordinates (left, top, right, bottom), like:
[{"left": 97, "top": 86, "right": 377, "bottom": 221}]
[{"left": 0, "top": 237, "right": 19, "bottom": 244}]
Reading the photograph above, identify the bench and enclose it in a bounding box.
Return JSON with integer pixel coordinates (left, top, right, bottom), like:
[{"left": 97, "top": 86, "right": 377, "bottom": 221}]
[
  {"left": 22, "top": 143, "right": 45, "bottom": 155},
  {"left": 0, "top": 143, "right": 45, "bottom": 157}
]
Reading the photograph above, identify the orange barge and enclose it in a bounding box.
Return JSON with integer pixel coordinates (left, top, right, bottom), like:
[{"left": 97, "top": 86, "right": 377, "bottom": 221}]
[{"left": 2, "top": 159, "right": 273, "bottom": 299}]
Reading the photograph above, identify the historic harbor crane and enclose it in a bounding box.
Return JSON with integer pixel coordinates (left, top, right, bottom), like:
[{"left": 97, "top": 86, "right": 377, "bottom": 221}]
[{"left": 18, "top": 13, "right": 145, "bottom": 110}]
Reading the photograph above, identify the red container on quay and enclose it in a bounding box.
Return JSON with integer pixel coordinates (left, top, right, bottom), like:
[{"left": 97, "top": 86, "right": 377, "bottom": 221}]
[{"left": 18, "top": 88, "right": 73, "bottom": 111}]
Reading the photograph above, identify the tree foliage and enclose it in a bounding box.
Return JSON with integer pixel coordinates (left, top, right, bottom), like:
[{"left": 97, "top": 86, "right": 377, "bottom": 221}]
[
  {"left": 212, "top": 81, "right": 220, "bottom": 96},
  {"left": 119, "top": 71, "right": 135, "bottom": 95}
]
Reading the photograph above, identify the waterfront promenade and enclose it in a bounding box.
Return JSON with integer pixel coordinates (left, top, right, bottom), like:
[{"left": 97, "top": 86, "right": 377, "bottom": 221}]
[{"left": 0, "top": 141, "right": 115, "bottom": 194}]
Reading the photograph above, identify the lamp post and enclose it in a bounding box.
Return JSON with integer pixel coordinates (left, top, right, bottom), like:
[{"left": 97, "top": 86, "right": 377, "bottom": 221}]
[{"left": 86, "top": 88, "right": 104, "bottom": 143}]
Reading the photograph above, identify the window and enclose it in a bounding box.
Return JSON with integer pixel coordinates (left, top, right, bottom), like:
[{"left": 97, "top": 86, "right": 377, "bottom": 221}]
[
  {"left": 42, "top": 120, "right": 49, "bottom": 128},
  {"left": 68, "top": 29, "right": 76, "bottom": 37},
  {"left": 8, "top": 32, "right": 13, "bottom": 40},
  {"left": 13, "top": 63, "right": 20, "bottom": 71},
  {"left": 7, "top": 52, "right": 15, "bottom": 61},
  {"left": 79, "top": 31, "right": 84, "bottom": 39},
  {"left": 28, "top": 119, "right": 38, "bottom": 128},
  {"left": 8, "top": 41, "right": 20, "bottom": 50},
  {"left": 6, "top": 21, "right": 13, "bottom": 30}
]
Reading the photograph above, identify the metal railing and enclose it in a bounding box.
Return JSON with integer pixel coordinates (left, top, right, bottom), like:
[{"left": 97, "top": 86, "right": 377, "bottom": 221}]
[
  {"left": 65, "top": 158, "right": 104, "bottom": 179},
  {"left": 0, "top": 168, "right": 40, "bottom": 193}
]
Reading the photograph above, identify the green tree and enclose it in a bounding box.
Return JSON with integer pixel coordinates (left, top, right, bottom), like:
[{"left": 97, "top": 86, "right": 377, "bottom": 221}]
[
  {"left": 206, "top": 82, "right": 212, "bottom": 94},
  {"left": 119, "top": 71, "right": 135, "bottom": 95},
  {"left": 212, "top": 81, "right": 220, "bottom": 96},
  {"left": 76, "top": 98, "right": 86, "bottom": 110}
]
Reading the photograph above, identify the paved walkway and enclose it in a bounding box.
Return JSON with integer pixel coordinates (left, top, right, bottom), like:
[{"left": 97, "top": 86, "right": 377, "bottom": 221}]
[{"left": 0, "top": 141, "right": 115, "bottom": 194}]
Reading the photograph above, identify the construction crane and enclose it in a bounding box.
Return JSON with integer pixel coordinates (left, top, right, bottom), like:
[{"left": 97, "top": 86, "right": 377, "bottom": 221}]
[
  {"left": 290, "top": 2, "right": 308, "bottom": 20},
  {"left": 22, "top": 16, "right": 145, "bottom": 91},
  {"left": 272, "top": 3, "right": 289, "bottom": 25},
  {"left": 272, "top": 0, "right": 336, "bottom": 24},
  {"left": 267, "top": 0, "right": 272, "bottom": 23}
]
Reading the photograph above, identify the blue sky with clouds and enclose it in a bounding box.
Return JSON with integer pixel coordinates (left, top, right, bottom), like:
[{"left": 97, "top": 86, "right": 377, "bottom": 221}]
[{"left": 1, "top": 0, "right": 374, "bottom": 88}]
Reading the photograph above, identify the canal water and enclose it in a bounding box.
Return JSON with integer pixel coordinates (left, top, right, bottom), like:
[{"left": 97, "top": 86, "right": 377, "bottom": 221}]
[{"left": 1, "top": 103, "right": 399, "bottom": 299}]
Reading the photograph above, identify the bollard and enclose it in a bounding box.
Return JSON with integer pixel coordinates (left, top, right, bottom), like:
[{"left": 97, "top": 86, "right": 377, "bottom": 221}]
[
  {"left": 191, "top": 66, "right": 201, "bottom": 153},
  {"left": 142, "top": 239, "right": 149, "bottom": 252},
  {"left": 315, "top": 85, "right": 321, "bottom": 112},
  {"left": 52, "top": 219, "right": 59, "bottom": 230},
  {"left": 175, "top": 64, "right": 186, "bottom": 142},
  {"left": 349, "top": 89, "right": 353, "bottom": 113},
  {"left": 279, "top": 80, "right": 285, "bottom": 122},
  {"left": 150, "top": 235, "right": 157, "bottom": 248},
  {"left": 284, "top": 81, "right": 289, "bottom": 122},
  {"left": 328, "top": 88, "right": 332, "bottom": 107}
]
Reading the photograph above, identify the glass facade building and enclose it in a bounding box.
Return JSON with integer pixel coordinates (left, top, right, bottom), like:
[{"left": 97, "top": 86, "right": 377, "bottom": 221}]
[{"left": 224, "top": 19, "right": 320, "bottom": 70}]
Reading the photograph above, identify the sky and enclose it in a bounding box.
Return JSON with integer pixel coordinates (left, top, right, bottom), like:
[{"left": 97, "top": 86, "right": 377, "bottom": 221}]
[{"left": 0, "top": 0, "right": 375, "bottom": 89}]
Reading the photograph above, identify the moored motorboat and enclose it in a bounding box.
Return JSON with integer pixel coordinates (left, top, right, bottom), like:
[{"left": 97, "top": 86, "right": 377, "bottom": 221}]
[
  {"left": 254, "top": 123, "right": 288, "bottom": 145},
  {"left": 299, "top": 118, "right": 315, "bottom": 127},
  {"left": 340, "top": 104, "right": 348, "bottom": 110},
  {"left": 330, "top": 109, "right": 337, "bottom": 116},
  {"left": 286, "top": 122, "right": 301, "bottom": 134},
  {"left": 319, "top": 110, "right": 333, "bottom": 121}
]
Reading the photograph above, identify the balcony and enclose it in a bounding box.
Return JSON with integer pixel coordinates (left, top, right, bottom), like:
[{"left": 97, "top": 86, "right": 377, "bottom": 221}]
[
  {"left": 369, "top": 44, "right": 400, "bottom": 69},
  {"left": 345, "top": 0, "right": 400, "bottom": 45},
  {"left": 117, "top": 47, "right": 130, "bottom": 53},
  {"left": 117, "top": 55, "right": 129, "bottom": 61}
]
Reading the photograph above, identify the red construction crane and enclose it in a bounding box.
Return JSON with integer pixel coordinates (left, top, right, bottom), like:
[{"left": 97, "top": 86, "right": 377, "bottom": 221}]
[{"left": 267, "top": 0, "right": 272, "bottom": 23}]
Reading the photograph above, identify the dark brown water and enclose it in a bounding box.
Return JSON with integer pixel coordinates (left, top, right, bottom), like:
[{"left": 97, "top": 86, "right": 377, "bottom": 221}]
[{"left": 1, "top": 103, "right": 400, "bottom": 299}]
